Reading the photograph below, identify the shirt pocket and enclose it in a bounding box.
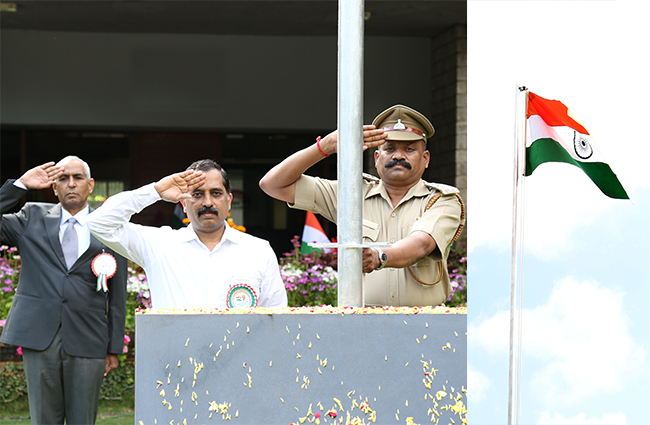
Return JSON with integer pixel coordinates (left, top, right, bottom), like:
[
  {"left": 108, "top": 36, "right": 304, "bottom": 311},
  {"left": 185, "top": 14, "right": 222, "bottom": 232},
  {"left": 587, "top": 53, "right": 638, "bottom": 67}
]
[
  {"left": 228, "top": 276, "right": 262, "bottom": 307},
  {"left": 362, "top": 219, "right": 380, "bottom": 242}
]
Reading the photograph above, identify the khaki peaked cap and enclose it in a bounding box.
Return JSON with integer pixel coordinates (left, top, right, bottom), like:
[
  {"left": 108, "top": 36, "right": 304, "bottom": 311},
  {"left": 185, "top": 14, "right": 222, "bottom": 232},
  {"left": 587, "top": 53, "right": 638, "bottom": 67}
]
[{"left": 371, "top": 104, "right": 435, "bottom": 142}]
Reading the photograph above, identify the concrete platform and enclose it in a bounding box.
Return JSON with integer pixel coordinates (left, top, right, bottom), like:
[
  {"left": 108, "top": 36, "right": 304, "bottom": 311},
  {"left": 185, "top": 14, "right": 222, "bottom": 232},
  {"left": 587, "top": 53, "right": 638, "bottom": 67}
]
[{"left": 135, "top": 310, "right": 466, "bottom": 424}]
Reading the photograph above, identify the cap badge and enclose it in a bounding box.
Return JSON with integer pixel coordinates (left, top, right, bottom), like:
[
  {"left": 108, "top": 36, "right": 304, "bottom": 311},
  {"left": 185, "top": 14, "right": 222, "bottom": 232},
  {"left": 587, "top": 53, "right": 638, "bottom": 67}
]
[{"left": 382, "top": 120, "right": 426, "bottom": 138}]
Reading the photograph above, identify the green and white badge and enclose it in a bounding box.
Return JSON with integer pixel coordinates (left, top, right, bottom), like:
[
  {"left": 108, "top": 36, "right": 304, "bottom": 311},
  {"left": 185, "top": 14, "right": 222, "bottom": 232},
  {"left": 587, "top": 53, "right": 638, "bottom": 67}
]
[{"left": 227, "top": 283, "right": 258, "bottom": 308}]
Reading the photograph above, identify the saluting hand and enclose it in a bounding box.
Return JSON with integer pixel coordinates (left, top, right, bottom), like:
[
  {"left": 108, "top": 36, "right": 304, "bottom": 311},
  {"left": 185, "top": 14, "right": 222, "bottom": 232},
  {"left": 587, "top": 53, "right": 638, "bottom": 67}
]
[
  {"left": 318, "top": 125, "right": 387, "bottom": 156},
  {"left": 362, "top": 125, "right": 387, "bottom": 151},
  {"left": 18, "top": 162, "right": 65, "bottom": 190},
  {"left": 154, "top": 170, "right": 206, "bottom": 202}
]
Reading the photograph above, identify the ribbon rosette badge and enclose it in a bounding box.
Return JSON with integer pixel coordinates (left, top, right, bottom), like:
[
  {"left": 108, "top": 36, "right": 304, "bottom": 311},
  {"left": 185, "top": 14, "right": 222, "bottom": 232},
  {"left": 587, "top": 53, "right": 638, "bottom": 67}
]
[
  {"left": 227, "top": 284, "right": 258, "bottom": 308},
  {"left": 91, "top": 253, "right": 117, "bottom": 292}
]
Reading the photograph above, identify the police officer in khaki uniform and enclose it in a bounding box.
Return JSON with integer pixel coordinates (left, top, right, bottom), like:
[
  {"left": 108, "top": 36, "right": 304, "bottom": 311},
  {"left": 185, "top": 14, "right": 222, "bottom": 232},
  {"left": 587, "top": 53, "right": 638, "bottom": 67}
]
[{"left": 260, "top": 105, "right": 464, "bottom": 306}]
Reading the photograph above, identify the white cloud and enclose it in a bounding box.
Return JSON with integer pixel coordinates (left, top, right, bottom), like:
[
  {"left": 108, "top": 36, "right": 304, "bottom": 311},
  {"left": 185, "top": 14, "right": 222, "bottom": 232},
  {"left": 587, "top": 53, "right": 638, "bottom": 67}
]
[
  {"left": 524, "top": 277, "right": 645, "bottom": 406},
  {"left": 469, "top": 277, "right": 646, "bottom": 407},
  {"left": 467, "top": 363, "right": 491, "bottom": 403},
  {"left": 537, "top": 412, "right": 627, "bottom": 425},
  {"left": 468, "top": 310, "right": 509, "bottom": 356}
]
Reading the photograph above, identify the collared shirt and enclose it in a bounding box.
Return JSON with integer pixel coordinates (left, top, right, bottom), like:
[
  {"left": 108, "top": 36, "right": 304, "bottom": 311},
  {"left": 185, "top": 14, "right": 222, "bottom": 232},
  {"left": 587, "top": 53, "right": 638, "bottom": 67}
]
[
  {"left": 59, "top": 205, "right": 91, "bottom": 260},
  {"left": 291, "top": 174, "right": 463, "bottom": 307},
  {"left": 87, "top": 183, "right": 287, "bottom": 309}
]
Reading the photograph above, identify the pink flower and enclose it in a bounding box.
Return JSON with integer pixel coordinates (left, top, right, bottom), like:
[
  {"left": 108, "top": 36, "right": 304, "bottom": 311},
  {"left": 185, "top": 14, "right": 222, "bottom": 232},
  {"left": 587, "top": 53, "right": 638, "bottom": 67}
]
[
  {"left": 16, "top": 346, "right": 23, "bottom": 356},
  {"left": 122, "top": 334, "right": 131, "bottom": 353},
  {"left": 0, "top": 319, "right": 5, "bottom": 327}
]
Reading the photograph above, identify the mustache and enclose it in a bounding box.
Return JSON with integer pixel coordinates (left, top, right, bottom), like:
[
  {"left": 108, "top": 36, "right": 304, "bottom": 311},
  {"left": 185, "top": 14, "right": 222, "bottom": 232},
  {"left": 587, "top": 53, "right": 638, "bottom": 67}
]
[
  {"left": 197, "top": 206, "right": 219, "bottom": 217},
  {"left": 385, "top": 159, "right": 412, "bottom": 170}
]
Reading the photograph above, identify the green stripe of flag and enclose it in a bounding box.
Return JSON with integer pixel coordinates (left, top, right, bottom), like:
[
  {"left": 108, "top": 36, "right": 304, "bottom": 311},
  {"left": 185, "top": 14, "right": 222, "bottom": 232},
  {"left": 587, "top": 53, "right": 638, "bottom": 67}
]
[
  {"left": 300, "top": 240, "right": 321, "bottom": 255},
  {"left": 526, "top": 138, "right": 629, "bottom": 199}
]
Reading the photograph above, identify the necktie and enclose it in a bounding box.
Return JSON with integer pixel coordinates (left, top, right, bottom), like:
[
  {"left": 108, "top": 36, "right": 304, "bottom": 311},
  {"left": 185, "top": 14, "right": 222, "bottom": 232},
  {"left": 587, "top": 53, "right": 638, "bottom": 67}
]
[{"left": 62, "top": 217, "right": 78, "bottom": 269}]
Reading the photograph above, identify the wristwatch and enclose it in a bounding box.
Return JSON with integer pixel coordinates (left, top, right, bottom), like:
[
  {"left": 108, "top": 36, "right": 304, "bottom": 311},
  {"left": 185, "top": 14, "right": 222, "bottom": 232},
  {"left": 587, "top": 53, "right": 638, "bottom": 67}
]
[{"left": 374, "top": 248, "right": 388, "bottom": 271}]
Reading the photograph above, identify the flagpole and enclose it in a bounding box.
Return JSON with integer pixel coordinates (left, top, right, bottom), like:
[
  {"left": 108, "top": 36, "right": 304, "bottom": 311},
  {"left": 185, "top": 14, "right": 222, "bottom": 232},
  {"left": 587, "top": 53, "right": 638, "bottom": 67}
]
[
  {"left": 508, "top": 85, "right": 528, "bottom": 425},
  {"left": 336, "top": 0, "right": 365, "bottom": 307}
]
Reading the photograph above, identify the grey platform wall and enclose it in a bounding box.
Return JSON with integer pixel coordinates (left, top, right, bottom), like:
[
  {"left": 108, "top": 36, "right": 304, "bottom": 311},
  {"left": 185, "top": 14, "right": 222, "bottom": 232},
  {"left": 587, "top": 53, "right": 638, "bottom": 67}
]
[{"left": 135, "top": 312, "right": 467, "bottom": 424}]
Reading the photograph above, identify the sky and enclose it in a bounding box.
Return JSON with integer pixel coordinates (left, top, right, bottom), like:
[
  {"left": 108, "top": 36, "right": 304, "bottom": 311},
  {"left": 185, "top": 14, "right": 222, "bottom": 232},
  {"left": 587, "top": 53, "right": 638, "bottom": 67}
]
[{"left": 467, "top": 1, "right": 650, "bottom": 424}]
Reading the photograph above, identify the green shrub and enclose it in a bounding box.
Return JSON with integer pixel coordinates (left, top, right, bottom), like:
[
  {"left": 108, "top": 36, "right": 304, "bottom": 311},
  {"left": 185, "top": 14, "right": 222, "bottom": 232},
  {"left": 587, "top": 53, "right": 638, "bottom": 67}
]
[{"left": 0, "top": 362, "right": 27, "bottom": 404}]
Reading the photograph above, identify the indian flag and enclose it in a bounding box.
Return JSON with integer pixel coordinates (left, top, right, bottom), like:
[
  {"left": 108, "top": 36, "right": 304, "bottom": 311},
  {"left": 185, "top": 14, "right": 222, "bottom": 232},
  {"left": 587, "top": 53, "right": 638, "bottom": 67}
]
[
  {"left": 300, "top": 211, "right": 331, "bottom": 254},
  {"left": 526, "top": 91, "right": 629, "bottom": 199},
  {"left": 172, "top": 203, "right": 189, "bottom": 228}
]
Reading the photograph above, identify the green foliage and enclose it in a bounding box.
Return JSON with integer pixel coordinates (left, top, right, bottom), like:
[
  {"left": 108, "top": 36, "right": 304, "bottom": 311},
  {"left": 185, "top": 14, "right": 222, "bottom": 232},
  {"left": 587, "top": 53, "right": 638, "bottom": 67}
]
[
  {"left": 100, "top": 360, "right": 135, "bottom": 401},
  {"left": 0, "top": 362, "right": 27, "bottom": 404}
]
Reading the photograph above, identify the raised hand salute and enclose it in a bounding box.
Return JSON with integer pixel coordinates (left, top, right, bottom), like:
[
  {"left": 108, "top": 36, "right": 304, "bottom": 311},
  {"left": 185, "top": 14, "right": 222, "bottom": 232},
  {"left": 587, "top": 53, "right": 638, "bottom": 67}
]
[
  {"left": 154, "top": 169, "right": 207, "bottom": 202},
  {"left": 18, "top": 162, "right": 65, "bottom": 190}
]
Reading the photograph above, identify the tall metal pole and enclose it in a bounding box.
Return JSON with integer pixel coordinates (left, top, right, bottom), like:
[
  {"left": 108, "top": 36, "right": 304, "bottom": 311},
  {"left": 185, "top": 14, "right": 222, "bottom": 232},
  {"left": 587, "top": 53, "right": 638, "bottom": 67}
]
[
  {"left": 508, "top": 85, "right": 528, "bottom": 425},
  {"left": 336, "top": 0, "right": 365, "bottom": 307}
]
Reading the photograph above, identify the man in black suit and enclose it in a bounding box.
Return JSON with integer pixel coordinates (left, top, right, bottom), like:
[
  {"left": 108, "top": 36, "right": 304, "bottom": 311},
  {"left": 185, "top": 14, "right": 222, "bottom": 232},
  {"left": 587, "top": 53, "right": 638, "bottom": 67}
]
[{"left": 0, "top": 156, "right": 127, "bottom": 425}]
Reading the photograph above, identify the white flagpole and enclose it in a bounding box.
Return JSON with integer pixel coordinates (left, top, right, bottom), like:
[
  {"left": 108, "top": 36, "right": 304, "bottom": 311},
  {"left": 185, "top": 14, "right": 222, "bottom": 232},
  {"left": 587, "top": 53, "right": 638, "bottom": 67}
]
[
  {"left": 508, "top": 85, "right": 528, "bottom": 425},
  {"left": 336, "top": 0, "right": 365, "bottom": 307}
]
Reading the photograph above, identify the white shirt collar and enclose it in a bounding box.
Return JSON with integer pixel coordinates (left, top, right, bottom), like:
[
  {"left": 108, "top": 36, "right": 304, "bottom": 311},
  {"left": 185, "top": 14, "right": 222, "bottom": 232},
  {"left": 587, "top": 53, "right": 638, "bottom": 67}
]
[
  {"left": 180, "top": 221, "right": 244, "bottom": 249},
  {"left": 60, "top": 205, "right": 90, "bottom": 227}
]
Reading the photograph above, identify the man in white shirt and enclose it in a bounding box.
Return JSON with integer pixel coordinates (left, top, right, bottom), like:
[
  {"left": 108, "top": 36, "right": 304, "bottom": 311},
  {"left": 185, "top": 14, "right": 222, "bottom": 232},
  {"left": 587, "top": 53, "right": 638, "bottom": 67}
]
[{"left": 87, "top": 159, "right": 287, "bottom": 309}]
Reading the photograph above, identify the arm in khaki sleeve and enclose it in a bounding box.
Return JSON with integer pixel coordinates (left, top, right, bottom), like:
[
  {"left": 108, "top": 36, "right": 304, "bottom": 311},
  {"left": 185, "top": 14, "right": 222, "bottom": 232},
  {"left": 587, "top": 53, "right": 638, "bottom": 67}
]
[
  {"left": 362, "top": 193, "right": 463, "bottom": 273},
  {"left": 362, "top": 232, "right": 436, "bottom": 273},
  {"left": 259, "top": 126, "right": 386, "bottom": 204}
]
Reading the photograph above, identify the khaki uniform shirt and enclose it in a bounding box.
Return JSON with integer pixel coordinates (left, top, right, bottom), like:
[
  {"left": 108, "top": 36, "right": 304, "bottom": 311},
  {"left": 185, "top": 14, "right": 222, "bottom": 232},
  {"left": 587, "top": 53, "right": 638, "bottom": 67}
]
[{"left": 291, "top": 173, "right": 464, "bottom": 307}]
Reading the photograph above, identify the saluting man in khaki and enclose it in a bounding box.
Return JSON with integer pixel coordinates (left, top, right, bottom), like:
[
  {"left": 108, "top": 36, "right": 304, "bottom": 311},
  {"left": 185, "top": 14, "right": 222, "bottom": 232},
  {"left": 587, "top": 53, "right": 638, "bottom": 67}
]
[{"left": 260, "top": 105, "right": 465, "bottom": 307}]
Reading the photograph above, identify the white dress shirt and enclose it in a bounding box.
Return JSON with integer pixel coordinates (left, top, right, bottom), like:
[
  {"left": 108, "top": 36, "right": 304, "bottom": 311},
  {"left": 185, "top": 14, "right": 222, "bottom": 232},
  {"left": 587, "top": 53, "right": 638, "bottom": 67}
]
[
  {"left": 59, "top": 206, "right": 92, "bottom": 260},
  {"left": 87, "top": 183, "right": 287, "bottom": 309}
]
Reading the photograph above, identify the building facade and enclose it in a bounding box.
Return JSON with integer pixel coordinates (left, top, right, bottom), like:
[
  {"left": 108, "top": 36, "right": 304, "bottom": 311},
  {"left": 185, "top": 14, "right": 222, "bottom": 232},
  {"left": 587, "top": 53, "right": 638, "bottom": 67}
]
[{"left": 1, "top": 1, "right": 466, "bottom": 255}]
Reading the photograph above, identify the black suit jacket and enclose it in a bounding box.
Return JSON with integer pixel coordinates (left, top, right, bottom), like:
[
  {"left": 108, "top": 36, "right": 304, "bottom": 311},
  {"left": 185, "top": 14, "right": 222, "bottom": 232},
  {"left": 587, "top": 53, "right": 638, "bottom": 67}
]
[{"left": 0, "top": 180, "right": 127, "bottom": 358}]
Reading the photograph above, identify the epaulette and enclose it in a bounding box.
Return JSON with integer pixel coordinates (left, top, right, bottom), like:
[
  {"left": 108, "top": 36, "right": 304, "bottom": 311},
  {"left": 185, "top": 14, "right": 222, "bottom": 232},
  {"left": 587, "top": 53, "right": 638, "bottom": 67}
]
[
  {"left": 362, "top": 173, "right": 381, "bottom": 183},
  {"left": 423, "top": 181, "right": 460, "bottom": 195}
]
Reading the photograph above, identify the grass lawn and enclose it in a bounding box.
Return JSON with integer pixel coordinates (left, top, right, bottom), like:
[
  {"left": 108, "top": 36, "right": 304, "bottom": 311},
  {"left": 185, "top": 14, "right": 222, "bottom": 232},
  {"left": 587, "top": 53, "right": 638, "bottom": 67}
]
[{"left": 0, "top": 391, "right": 134, "bottom": 425}]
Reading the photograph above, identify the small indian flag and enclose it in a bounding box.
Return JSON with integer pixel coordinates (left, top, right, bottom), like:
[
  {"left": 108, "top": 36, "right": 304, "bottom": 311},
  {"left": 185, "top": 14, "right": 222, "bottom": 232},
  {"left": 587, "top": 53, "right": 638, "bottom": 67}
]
[
  {"left": 300, "top": 211, "right": 331, "bottom": 254},
  {"left": 172, "top": 203, "right": 188, "bottom": 229},
  {"left": 525, "top": 91, "right": 629, "bottom": 199}
]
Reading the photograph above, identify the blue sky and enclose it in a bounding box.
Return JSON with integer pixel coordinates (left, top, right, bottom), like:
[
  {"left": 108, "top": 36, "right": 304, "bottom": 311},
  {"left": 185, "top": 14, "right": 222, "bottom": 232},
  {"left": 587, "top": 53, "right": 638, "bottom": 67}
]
[{"left": 467, "top": 1, "right": 650, "bottom": 424}]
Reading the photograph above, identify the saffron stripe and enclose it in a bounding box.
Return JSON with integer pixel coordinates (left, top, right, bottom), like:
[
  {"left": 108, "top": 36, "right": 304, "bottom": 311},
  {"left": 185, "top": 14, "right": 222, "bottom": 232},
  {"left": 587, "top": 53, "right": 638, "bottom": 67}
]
[{"left": 527, "top": 92, "right": 589, "bottom": 135}]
